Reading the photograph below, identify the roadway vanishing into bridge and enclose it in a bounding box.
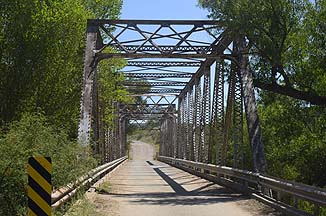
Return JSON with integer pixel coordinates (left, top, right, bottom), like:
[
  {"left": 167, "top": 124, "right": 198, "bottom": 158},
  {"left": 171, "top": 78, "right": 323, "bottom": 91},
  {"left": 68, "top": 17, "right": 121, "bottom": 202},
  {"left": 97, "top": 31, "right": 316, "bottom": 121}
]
[{"left": 86, "top": 141, "right": 280, "bottom": 216}]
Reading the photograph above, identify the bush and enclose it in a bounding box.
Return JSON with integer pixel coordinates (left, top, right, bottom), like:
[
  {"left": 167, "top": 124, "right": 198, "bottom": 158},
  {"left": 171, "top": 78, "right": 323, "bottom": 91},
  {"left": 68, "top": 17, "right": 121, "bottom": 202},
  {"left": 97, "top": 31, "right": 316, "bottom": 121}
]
[{"left": 0, "top": 113, "right": 97, "bottom": 215}]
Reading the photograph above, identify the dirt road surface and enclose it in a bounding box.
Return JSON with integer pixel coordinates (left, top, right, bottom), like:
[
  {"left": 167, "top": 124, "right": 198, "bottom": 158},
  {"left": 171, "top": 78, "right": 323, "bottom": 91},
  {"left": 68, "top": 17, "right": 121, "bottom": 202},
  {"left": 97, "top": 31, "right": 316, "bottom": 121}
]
[{"left": 87, "top": 141, "right": 280, "bottom": 216}]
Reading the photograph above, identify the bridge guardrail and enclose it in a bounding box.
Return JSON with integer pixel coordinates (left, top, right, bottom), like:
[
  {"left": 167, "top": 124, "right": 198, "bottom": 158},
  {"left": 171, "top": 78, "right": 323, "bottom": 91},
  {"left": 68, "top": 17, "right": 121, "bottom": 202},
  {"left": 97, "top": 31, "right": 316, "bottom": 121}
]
[
  {"left": 158, "top": 156, "right": 326, "bottom": 216},
  {"left": 51, "top": 156, "right": 127, "bottom": 209}
]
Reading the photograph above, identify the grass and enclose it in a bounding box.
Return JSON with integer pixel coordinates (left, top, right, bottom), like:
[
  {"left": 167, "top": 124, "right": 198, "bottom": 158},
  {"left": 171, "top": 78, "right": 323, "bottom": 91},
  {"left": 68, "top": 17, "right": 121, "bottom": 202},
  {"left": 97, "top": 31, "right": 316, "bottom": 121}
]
[
  {"left": 58, "top": 197, "right": 104, "bottom": 216},
  {"left": 61, "top": 196, "right": 104, "bottom": 216},
  {"left": 96, "top": 181, "right": 112, "bottom": 194}
]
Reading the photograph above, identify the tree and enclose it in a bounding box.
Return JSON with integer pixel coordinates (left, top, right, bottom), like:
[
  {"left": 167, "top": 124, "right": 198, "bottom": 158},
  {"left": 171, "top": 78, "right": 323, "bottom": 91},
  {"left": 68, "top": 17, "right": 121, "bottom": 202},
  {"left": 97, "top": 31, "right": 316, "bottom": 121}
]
[
  {"left": 198, "top": 0, "right": 326, "bottom": 105},
  {"left": 97, "top": 58, "right": 132, "bottom": 127},
  {"left": 0, "top": 0, "right": 89, "bottom": 134},
  {"left": 258, "top": 93, "right": 326, "bottom": 187},
  {"left": 0, "top": 0, "right": 124, "bottom": 136},
  {"left": 198, "top": 0, "right": 326, "bottom": 188},
  {"left": 0, "top": 0, "right": 126, "bottom": 213}
]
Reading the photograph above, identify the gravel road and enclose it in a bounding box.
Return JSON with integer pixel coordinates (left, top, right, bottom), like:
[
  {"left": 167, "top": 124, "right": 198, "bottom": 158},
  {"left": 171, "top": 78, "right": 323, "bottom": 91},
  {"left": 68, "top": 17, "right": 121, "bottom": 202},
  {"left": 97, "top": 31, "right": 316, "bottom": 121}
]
[{"left": 87, "top": 140, "right": 280, "bottom": 216}]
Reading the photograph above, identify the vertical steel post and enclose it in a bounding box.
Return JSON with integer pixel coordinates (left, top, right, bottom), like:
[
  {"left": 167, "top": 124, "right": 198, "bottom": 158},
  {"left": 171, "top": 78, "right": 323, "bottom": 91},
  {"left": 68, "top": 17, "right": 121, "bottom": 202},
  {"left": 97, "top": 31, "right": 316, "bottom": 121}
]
[
  {"left": 230, "top": 39, "right": 244, "bottom": 169},
  {"left": 201, "top": 66, "right": 211, "bottom": 163},
  {"left": 78, "top": 23, "right": 100, "bottom": 145},
  {"left": 109, "top": 127, "right": 114, "bottom": 162},
  {"left": 237, "top": 37, "right": 267, "bottom": 173},
  {"left": 177, "top": 97, "right": 182, "bottom": 158},
  {"left": 92, "top": 70, "right": 100, "bottom": 155},
  {"left": 171, "top": 115, "right": 177, "bottom": 158},
  {"left": 193, "top": 78, "right": 202, "bottom": 162},
  {"left": 211, "top": 61, "right": 225, "bottom": 165},
  {"left": 188, "top": 88, "right": 194, "bottom": 161},
  {"left": 221, "top": 66, "right": 236, "bottom": 166},
  {"left": 121, "top": 117, "right": 127, "bottom": 157},
  {"left": 182, "top": 94, "right": 188, "bottom": 160},
  {"left": 99, "top": 90, "right": 107, "bottom": 164},
  {"left": 159, "top": 120, "right": 163, "bottom": 156},
  {"left": 184, "top": 93, "right": 189, "bottom": 160}
]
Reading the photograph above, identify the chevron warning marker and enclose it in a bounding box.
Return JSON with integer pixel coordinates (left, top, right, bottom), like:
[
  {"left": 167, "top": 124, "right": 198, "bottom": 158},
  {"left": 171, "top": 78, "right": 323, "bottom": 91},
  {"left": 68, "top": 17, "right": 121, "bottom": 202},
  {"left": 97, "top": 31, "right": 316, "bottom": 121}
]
[{"left": 28, "top": 157, "right": 52, "bottom": 216}]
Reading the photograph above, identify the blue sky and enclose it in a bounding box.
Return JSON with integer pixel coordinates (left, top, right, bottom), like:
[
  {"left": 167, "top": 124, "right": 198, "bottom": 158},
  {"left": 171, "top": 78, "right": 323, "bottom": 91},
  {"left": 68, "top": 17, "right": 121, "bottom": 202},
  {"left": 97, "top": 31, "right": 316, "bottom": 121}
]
[
  {"left": 118, "top": 0, "right": 218, "bottom": 109},
  {"left": 121, "top": 0, "right": 209, "bottom": 20}
]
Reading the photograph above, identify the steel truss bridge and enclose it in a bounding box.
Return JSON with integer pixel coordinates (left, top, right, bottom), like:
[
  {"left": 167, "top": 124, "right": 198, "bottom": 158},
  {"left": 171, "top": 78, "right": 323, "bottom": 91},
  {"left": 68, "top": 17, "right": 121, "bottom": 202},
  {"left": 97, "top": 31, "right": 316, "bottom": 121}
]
[{"left": 76, "top": 19, "right": 326, "bottom": 215}]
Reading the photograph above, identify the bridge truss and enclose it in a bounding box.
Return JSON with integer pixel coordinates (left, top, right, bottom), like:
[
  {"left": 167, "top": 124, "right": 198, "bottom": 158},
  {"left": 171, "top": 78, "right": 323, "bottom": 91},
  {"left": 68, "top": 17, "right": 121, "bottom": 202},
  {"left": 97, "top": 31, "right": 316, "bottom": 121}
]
[
  {"left": 78, "top": 19, "right": 266, "bottom": 173},
  {"left": 74, "top": 19, "right": 326, "bottom": 215}
]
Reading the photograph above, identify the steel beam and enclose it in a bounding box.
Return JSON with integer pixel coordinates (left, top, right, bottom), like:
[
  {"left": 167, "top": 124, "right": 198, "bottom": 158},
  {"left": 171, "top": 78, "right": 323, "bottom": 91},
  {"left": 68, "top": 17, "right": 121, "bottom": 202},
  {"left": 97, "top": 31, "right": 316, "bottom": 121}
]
[
  {"left": 128, "top": 93, "right": 178, "bottom": 97},
  {"left": 128, "top": 89, "right": 182, "bottom": 94},
  {"left": 78, "top": 25, "right": 100, "bottom": 145},
  {"left": 237, "top": 37, "right": 266, "bottom": 173},
  {"left": 179, "top": 31, "right": 233, "bottom": 98},
  {"left": 88, "top": 19, "right": 220, "bottom": 25},
  {"left": 188, "top": 88, "right": 194, "bottom": 161},
  {"left": 127, "top": 61, "right": 201, "bottom": 67},
  {"left": 211, "top": 61, "right": 225, "bottom": 165},
  {"left": 110, "top": 45, "right": 213, "bottom": 53},
  {"left": 124, "top": 73, "right": 193, "bottom": 79},
  {"left": 124, "top": 81, "right": 187, "bottom": 86},
  {"left": 201, "top": 66, "right": 211, "bottom": 163},
  {"left": 97, "top": 52, "right": 227, "bottom": 60}
]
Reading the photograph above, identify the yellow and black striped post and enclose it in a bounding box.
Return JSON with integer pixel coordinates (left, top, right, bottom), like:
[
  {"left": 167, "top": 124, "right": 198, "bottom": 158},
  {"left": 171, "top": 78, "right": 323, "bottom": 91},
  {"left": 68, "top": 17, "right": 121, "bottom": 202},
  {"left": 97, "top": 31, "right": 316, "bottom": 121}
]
[{"left": 27, "top": 157, "right": 52, "bottom": 216}]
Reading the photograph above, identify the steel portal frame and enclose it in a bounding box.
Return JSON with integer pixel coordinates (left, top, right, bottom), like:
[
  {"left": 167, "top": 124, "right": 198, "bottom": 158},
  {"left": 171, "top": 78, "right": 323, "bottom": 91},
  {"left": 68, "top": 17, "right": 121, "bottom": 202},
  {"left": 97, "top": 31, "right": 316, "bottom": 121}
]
[{"left": 78, "top": 19, "right": 266, "bottom": 173}]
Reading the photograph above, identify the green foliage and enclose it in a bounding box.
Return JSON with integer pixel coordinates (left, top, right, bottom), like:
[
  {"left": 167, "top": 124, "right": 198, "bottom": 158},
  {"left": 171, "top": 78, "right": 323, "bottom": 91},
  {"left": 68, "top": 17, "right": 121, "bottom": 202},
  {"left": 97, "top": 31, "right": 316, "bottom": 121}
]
[
  {"left": 0, "top": 113, "right": 97, "bottom": 215},
  {"left": 0, "top": 0, "right": 125, "bottom": 136},
  {"left": 63, "top": 195, "right": 104, "bottom": 216},
  {"left": 259, "top": 94, "right": 326, "bottom": 187},
  {"left": 285, "top": 1, "right": 326, "bottom": 95},
  {"left": 198, "top": 0, "right": 326, "bottom": 101},
  {"left": 0, "top": 0, "right": 125, "bottom": 214},
  {"left": 0, "top": 0, "right": 89, "bottom": 135},
  {"left": 198, "top": 0, "right": 326, "bottom": 182},
  {"left": 83, "top": 0, "right": 123, "bottom": 19},
  {"left": 198, "top": 5, "right": 326, "bottom": 213},
  {"left": 199, "top": 0, "right": 304, "bottom": 64},
  {"left": 98, "top": 58, "right": 133, "bottom": 127},
  {"left": 96, "top": 181, "right": 111, "bottom": 194},
  {"left": 128, "top": 128, "right": 160, "bottom": 146}
]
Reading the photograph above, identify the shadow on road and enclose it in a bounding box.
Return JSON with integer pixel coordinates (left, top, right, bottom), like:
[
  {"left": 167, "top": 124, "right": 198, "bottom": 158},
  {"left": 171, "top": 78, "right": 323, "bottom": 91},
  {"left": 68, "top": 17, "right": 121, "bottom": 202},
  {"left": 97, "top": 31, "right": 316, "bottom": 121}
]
[{"left": 98, "top": 159, "right": 248, "bottom": 206}]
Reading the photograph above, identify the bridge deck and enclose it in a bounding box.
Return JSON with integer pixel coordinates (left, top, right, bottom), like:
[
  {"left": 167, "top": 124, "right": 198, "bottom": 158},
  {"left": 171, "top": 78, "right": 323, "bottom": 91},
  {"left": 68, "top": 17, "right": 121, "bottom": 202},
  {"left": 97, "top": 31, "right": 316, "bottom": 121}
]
[{"left": 87, "top": 141, "right": 279, "bottom": 216}]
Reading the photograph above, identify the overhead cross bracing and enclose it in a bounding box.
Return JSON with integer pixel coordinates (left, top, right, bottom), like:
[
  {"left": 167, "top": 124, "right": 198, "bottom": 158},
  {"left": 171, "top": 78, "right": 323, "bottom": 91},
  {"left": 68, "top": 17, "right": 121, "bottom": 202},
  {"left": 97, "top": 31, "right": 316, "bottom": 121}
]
[
  {"left": 128, "top": 89, "right": 182, "bottom": 94},
  {"left": 124, "top": 73, "right": 192, "bottom": 79},
  {"left": 92, "top": 19, "right": 224, "bottom": 58},
  {"left": 127, "top": 61, "right": 202, "bottom": 67},
  {"left": 124, "top": 81, "right": 188, "bottom": 86},
  {"left": 79, "top": 19, "right": 266, "bottom": 176},
  {"left": 90, "top": 19, "right": 229, "bottom": 99}
]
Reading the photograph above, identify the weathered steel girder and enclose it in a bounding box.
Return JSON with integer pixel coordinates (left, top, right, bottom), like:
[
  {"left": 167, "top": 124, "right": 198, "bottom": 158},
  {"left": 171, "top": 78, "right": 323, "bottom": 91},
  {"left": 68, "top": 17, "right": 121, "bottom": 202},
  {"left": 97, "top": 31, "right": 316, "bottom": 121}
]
[
  {"left": 211, "top": 61, "right": 225, "bottom": 165},
  {"left": 89, "top": 19, "right": 220, "bottom": 25},
  {"left": 88, "top": 19, "right": 222, "bottom": 59},
  {"left": 97, "top": 52, "right": 226, "bottom": 59},
  {"left": 124, "top": 73, "right": 193, "bottom": 79},
  {"left": 124, "top": 81, "right": 187, "bottom": 86},
  {"left": 127, "top": 61, "right": 201, "bottom": 67},
  {"left": 111, "top": 45, "right": 213, "bottom": 54},
  {"left": 179, "top": 31, "right": 233, "bottom": 97},
  {"left": 127, "top": 88, "right": 182, "bottom": 94}
]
